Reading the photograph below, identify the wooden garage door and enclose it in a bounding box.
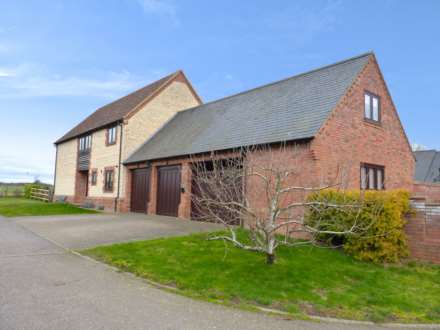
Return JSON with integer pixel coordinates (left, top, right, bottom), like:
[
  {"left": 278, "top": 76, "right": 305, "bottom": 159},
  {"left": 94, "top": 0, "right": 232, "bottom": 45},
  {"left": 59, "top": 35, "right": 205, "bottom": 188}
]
[
  {"left": 131, "top": 168, "right": 150, "bottom": 213},
  {"left": 157, "top": 165, "right": 181, "bottom": 217}
]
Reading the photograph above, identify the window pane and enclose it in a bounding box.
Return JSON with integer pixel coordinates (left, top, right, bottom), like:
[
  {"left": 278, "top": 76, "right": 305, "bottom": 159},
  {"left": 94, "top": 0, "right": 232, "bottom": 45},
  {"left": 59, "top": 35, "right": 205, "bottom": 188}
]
[
  {"left": 368, "top": 168, "right": 375, "bottom": 189},
  {"left": 360, "top": 166, "right": 367, "bottom": 189},
  {"left": 372, "top": 97, "right": 379, "bottom": 121},
  {"left": 377, "top": 169, "right": 383, "bottom": 190},
  {"left": 364, "top": 94, "right": 371, "bottom": 119}
]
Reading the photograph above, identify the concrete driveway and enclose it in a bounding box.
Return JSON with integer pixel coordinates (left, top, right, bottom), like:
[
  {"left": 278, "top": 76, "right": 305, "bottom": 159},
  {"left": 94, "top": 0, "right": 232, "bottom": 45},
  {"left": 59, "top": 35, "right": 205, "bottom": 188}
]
[
  {"left": 13, "top": 213, "right": 221, "bottom": 249},
  {"left": 0, "top": 214, "right": 422, "bottom": 330}
]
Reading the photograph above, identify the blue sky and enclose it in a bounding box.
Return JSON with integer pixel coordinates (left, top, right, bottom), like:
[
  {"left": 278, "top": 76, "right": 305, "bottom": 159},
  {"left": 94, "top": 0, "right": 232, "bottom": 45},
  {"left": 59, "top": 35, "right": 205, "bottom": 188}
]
[{"left": 0, "top": 0, "right": 439, "bottom": 183}]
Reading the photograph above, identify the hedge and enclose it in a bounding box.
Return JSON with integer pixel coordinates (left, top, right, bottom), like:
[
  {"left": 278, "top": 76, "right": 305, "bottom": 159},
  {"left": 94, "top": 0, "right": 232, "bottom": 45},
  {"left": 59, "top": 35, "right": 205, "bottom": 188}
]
[{"left": 305, "top": 190, "right": 411, "bottom": 263}]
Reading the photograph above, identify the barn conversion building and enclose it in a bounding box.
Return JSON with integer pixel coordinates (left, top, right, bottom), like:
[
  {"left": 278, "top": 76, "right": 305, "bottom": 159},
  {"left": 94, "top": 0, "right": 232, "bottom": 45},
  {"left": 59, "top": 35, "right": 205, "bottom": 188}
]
[
  {"left": 53, "top": 71, "right": 202, "bottom": 211},
  {"left": 54, "top": 52, "right": 415, "bottom": 217},
  {"left": 123, "top": 52, "right": 414, "bottom": 218}
]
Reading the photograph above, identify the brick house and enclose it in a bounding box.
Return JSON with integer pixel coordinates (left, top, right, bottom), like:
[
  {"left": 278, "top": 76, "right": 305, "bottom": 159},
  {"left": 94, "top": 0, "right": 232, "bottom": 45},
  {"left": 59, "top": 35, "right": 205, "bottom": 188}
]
[
  {"left": 123, "top": 52, "right": 415, "bottom": 218},
  {"left": 53, "top": 71, "right": 202, "bottom": 211}
]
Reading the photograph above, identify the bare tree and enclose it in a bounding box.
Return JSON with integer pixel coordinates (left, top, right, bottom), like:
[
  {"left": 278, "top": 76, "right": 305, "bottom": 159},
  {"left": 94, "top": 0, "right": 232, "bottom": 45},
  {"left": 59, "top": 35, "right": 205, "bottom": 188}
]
[{"left": 191, "top": 143, "right": 374, "bottom": 264}]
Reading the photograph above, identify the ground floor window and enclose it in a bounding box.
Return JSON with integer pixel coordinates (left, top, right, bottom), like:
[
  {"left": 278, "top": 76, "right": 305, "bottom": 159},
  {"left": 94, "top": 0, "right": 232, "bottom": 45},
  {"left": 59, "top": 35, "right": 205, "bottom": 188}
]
[
  {"left": 91, "top": 169, "right": 98, "bottom": 186},
  {"left": 104, "top": 169, "right": 114, "bottom": 192},
  {"left": 360, "top": 163, "right": 384, "bottom": 190}
]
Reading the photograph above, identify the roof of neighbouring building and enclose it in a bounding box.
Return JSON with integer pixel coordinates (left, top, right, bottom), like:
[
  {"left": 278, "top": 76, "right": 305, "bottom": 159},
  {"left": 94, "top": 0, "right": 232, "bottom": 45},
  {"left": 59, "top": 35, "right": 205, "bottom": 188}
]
[
  {"left": 414, "top": 150, "right": 440, "bottom": 183},
  {"left": 125, "top": 52, "right": 373, "bottom": 163},
  {"left": 55, "top": 71, "right": 200, "bottom": 144}
]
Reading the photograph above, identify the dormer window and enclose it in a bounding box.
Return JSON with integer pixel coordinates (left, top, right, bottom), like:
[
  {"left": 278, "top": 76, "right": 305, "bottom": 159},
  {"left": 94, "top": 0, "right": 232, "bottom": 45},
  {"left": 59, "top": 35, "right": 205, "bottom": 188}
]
[
  {"left": 364, "top": 92, "right": 380, "bottom": 123},
  {"left": 106, "top": 126, "right": 117, "bottom": 145},
  {"left": 79, "top": 135, "right": 92, "bottom": 152}
]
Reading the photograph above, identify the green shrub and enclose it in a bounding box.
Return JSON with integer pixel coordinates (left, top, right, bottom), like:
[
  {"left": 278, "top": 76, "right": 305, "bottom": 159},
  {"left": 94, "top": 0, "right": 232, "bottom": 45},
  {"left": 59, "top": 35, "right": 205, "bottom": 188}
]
[{"left": 305, "top": 190, "right": 411, "bottom": 263}]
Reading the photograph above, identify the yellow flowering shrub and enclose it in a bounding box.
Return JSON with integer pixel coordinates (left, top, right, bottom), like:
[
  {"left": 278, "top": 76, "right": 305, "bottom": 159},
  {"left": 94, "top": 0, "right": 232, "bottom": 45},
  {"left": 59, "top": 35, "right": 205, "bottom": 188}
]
[{"left": 306, "top": 190, "right": 411, "bottom": 263}]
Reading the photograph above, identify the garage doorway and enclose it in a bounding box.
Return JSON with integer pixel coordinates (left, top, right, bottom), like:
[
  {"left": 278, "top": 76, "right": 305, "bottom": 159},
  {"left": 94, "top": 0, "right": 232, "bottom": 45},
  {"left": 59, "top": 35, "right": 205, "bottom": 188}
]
[
  {"left": 130, "top": 168, "right": 150, "bottom": 213},
  {"left": 191, "top": 159, "right": 243, "bottom": 225},
  {"left": 156, "top": 165, "right": 181, "bottom": 217}
]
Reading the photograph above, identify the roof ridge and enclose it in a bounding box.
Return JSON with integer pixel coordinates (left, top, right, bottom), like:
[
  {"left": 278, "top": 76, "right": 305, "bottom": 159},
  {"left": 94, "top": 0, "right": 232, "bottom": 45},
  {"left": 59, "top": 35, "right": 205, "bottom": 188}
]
[
  {"left": 94, "top": 70, "right": 180, "bottom": 114},
  {"left": 177, "top": 52, "right": 374, "bottom": 115},
  {"left": 54, "top": 70, "right": 181, "bottom": 144}
]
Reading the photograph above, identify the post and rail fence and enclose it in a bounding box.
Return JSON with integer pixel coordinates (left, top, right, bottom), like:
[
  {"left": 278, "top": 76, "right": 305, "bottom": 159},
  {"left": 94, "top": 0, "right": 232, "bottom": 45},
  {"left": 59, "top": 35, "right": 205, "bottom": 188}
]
[{"left": 30, "top": 187, "right": 53, "bottom": 203}]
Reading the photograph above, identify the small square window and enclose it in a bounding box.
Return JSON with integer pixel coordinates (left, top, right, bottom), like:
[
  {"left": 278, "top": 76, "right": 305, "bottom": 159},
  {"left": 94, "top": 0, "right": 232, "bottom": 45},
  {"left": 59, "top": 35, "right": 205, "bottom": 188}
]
[{"left": 360, "top": 164, "right": 385, "bottom": 190}]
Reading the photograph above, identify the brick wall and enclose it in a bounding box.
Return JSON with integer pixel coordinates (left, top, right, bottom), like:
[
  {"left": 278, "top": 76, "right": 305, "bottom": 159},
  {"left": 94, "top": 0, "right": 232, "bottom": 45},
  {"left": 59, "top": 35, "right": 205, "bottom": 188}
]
[
  {"left": 413, "top": 182, "right": 440, "bottom": 203},
  {"left": 311, "top": 56, "right": 414, "bottom": 190},
  {"left": 123, "top": 56, "right": 414, "bottom": 221},
  {"left": 405, "top": 208, "right": 440, "bottom": 264}
]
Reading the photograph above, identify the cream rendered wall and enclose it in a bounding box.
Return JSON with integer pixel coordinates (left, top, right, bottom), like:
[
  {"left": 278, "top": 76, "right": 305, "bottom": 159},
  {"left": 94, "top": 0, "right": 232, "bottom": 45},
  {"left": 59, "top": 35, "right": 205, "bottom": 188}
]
[
  {"left": 88, "top": 128, "right": 121, "bottom": 198},
  {"left": 54, "top": 139, "right": 77, "bottom": 196},
  {"left": 56, "top": 80, "right": 199, "bottom": 200},
  {"left": 120, "top": 81, "right": 200, "bottom": 195}
]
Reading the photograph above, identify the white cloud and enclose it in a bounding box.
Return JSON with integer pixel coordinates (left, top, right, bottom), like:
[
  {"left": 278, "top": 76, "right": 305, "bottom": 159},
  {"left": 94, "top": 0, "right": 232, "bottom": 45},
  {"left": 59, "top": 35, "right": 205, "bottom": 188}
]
[
  {"left": 136, "top": 0, "right": 180, "bottom": 26},
  {"left": 411, "top": 143, "right": 429, "bottom": 151},
  {"left": 0, "top": 65, "right": 147, "bottom": 98},
  {"left": 0, "top": 67, "right": 16, "bottom": 77},
  {"left": 0, "top": 155, "right": 53, "bottom": 184}
]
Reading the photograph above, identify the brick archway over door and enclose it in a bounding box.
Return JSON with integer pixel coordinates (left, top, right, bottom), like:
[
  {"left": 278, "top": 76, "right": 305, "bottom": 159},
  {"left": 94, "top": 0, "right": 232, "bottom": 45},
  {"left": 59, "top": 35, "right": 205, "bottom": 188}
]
[{"left": 156, "top": 165, "right": 181, "bottom": 217}]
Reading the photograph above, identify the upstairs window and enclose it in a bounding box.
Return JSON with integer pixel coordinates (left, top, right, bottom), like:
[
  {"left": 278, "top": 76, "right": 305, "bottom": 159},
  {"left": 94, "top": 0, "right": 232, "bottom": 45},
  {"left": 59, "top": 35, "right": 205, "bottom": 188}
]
[
  {"left": 79, "top": 135, "right": 92, "bottom": 152},
  {"left": 104, "top": 169, "right": 114, "bottom": 192},
  {"left": 364, "top": 92, "right": 380, "bottom": 123},
  {"left": 361, "top": 163, "right": 385, "bottom": 190},
  {"left": 107, "top": 126, "right": 117, "bottom": 145}
]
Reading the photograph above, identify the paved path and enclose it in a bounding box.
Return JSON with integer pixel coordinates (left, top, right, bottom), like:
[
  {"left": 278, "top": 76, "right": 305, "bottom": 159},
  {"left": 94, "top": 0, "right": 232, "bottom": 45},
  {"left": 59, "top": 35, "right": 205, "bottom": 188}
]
[{"left": 0, "top": 214, "right": 426, "bottom": 330}]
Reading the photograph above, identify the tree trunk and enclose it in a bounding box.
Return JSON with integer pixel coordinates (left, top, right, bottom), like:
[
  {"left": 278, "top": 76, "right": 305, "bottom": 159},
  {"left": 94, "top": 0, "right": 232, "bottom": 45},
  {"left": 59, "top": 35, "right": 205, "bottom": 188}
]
[{"left": 266, "top": 253, "right": 275, "bottom": 264}]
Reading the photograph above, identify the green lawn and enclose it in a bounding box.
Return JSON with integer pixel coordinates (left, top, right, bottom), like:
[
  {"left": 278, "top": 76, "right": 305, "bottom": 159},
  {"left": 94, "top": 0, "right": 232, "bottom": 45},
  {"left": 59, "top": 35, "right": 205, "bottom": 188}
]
[
  {"left": 0, "top": 197, "right": 99, "bottom": 217},
  {"left": 82, "top": 231, "right": 440, "bottom": 324}
]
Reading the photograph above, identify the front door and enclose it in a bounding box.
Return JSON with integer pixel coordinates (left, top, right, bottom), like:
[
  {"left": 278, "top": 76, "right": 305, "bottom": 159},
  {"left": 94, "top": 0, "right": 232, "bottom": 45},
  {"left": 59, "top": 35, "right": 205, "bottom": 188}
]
[
  {"left": 156, "top": 165, "right": 181, "bottom": 217},
  {"left": 131, "top": 168, "right": 150, "bottom": 213}
]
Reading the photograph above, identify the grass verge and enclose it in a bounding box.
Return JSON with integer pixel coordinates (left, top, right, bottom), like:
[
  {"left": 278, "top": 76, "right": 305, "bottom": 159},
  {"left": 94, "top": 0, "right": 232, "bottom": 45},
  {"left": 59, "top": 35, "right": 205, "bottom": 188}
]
[
  {"left": 81, "top": 231, "right": 440, "bottom": 324},
  {"left": 0, "top": 197, "right": 99, "bottom": 217}
]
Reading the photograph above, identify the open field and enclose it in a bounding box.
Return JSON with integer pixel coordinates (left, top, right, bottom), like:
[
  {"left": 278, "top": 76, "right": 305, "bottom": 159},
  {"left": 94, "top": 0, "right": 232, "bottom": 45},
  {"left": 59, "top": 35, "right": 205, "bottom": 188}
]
[
  {"left": 0, "top": 183, "right": 25, "bottom": 197},
  {"left": 0, "top": 198, "right": 99, "bottom": 217},
  {"left": 83, "top": 231, "right": 440, "bottom": 324}
]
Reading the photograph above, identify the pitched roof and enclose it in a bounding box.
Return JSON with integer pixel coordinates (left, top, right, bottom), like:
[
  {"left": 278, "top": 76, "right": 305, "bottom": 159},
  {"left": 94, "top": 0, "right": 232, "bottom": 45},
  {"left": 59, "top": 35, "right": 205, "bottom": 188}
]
[
  {"left": 125, "top": 52, "right": 372, "bottom": 164},
  {"left": 414, "top": 150, "right": 440, "bottom": 183},
  {"left": 55, "top": 71, "right": 198, "bottom": 144}
]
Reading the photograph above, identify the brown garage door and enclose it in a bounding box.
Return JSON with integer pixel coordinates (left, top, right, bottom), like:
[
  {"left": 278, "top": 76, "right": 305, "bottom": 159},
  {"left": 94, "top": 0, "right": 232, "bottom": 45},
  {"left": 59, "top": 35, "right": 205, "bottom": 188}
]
[
  {"left": 157, "top": 165, "right": 181, "bottom": 217},
  {"left": 131, "top": 168, "right": 150, "bottom": 213}
]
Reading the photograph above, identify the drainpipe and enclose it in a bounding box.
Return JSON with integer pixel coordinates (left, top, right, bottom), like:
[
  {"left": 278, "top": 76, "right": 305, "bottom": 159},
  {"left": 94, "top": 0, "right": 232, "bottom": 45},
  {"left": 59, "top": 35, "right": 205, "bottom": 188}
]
[{"left": 115, "top": 121, "right": 124, "bottom": 212}]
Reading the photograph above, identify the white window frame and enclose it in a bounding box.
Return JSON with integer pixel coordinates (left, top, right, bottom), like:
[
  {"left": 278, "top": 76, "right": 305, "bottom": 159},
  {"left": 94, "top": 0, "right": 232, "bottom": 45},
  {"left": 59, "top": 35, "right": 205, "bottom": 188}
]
[
  {"left": 364, "top": 92, "right": 381, "bottom": 123},
  {"left": 107, "top": 126, "right": 117, "bottom": 145}
]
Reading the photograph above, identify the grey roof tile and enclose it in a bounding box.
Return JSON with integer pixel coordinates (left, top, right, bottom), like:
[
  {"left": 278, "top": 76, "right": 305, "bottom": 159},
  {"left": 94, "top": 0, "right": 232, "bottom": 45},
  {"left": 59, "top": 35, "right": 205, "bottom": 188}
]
[
  {"left": 414, "top": 150, "right": 440, "bottom": 183},
  {"left": 125, "top": 53, "right": 372, "bottom": 163}
]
